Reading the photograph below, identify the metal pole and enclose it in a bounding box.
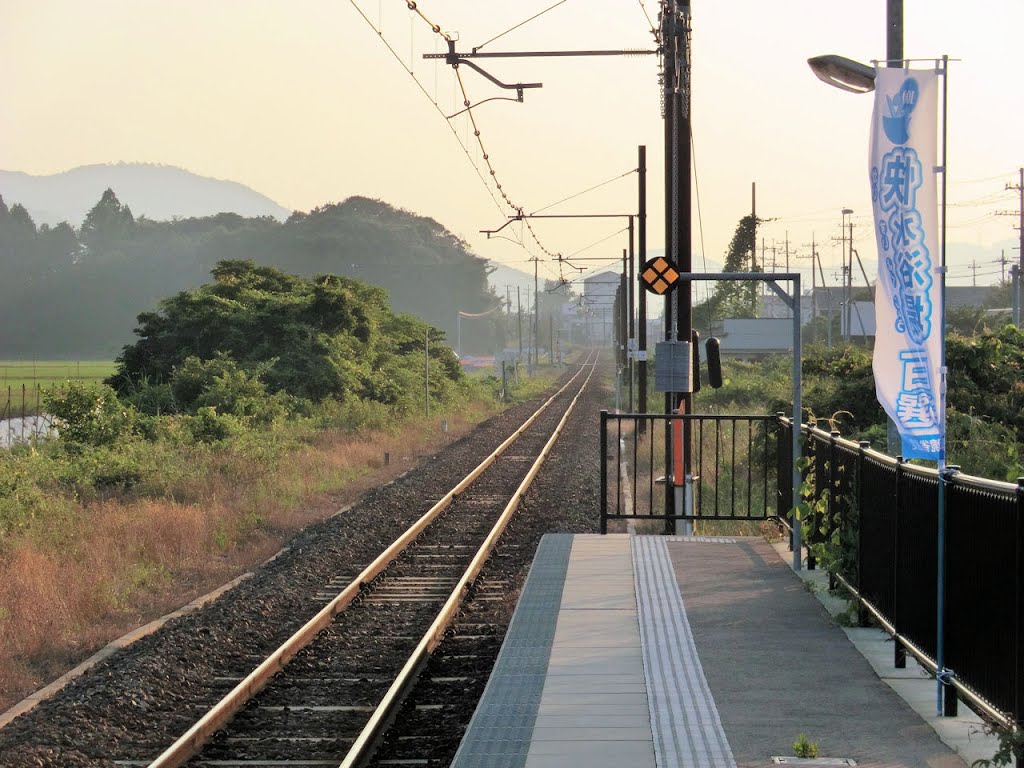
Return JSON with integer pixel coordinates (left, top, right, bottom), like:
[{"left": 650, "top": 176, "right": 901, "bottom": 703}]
[
  {"left": 1013, "top": 265, "right": 1021, "bottom": 327},
  {"left": 792, "top": 275, "right": 803, "bottom": 571},
  {"left": 936, "top": 53, "right": 950, "bottom": 718},
  {"left": 424, "top": 329, "right": 430, "bottom": 417},
  {"left": 887, "top": 0, "right": 903, "bottom": 63},
  {"left": 662, "top": 3, "right": 676, "bottom": 528},
  {"left": 1018, "top": 168, "right": 1023, "bottom": 328},
  {"left": 672, "top": 0, "right": 694, "bottom": 532},
  {"left": 517, "top": 287, "right": 523, "bottom": 362},
  {"left": 638, "top": 145, "right": 648, "bottom": 421},
  {"left": 533, "top": 256, "right": 540, "bottom": 370},
  {"left": 628, "top": 215, "right": 636, "bottom": 412}
]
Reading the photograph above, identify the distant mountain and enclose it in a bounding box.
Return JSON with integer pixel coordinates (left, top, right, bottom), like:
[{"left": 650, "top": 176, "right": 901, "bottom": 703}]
[{"left": 0, "top": 163, "right": 291, "bottom": 227}]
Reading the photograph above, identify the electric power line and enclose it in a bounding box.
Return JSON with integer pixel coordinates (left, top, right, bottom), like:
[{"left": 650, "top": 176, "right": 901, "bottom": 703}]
[
  {"left": 474, "top": 0, "right": 570, "bottom": 52},
  {"left": 531, "top": 168, "right": 637, "bottom": 215}
]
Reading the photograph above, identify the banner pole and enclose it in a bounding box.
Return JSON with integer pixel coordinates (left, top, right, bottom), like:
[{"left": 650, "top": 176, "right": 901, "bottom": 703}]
[{"left": 936, "top": 53, "right": 950, "bottom": 718}]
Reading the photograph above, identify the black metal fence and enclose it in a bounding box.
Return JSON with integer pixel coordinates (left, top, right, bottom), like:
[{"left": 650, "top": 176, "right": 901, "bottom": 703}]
[
  {"left": 784, "top": 417, "right": 1024, "bottom": 727},
  {"left": 600, "top": 411, "right": 783, "bottom": 532}
]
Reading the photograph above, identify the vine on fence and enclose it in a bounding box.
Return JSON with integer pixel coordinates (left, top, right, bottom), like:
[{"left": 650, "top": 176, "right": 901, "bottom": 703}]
[{"left": 792, "top": 419, "right": 860, "bottom": 593}]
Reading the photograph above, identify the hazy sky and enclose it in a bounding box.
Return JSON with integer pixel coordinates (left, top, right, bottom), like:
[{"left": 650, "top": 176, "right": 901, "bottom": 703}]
[{"left": 2, "top": 1, "right": 1022, "bottom": 293}]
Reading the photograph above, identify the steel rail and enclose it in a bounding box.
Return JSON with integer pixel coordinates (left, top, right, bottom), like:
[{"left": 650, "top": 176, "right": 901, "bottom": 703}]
[
  {"left": 147, "top": 354, "right": 596, "bottom": 768},
  {"left": 340, "top": 358, "right": 597, "bottom": 768}
]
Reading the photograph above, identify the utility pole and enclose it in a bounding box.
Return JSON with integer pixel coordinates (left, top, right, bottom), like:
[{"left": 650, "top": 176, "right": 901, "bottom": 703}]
[
  {"left": 517, "top": 287, "right": 523, "bottom": 362},
  {"left": 815, "top": 246, "right": 832, "bottom": 350},
  {"left": 661, "top": 0, "right": 693, "bottom": 533},
  {"left": 751, "top": 183, "right": 757, "bottom": 272},
  {"left": 999, "top": 168, "right": 1024, "bottom": 327},
  {"left": 637, "top": 144, "right": 648, "bottom": 422},
  {"left": 798, "top": 235, "right": 818, "bottom": 323},
  {"left": 847, "top": 217, "right": 855, "bottom": 340},
  {"left": 784, "top": 231, "right": 791, "bottom": 273},
  {"left": 969, "top": 260, "right": 978, "bottom": 287},
  {"left": 751, "top": 182, "right": 757, "bottom": 315},
  {"left": 1013, "top": 265, "right": 1021, "bottom": 327},
  {"left": 533, "top": 255, "right": 540, "bottom": 369},
  {"left": 622, "top": 214, "right": 630, "bottom": 411}
]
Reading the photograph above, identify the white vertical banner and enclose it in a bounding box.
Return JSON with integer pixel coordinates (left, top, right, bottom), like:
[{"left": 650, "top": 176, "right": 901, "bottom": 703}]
[{"left": 870, "top": 66, "right": 943, "bottom": 460}]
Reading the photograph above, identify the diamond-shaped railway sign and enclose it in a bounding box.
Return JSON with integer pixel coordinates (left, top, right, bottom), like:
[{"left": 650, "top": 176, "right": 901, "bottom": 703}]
[{"left": 640, "top": 256, "right": 681, "bottom": 295}]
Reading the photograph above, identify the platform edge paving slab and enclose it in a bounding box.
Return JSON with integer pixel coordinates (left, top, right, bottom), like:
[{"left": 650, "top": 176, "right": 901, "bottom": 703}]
[
  {"left": 525, "top": 534, "right": 656, "bottom": 768},
  {"left": 450, "top": 533, "right": 574, "bottom": 768}
]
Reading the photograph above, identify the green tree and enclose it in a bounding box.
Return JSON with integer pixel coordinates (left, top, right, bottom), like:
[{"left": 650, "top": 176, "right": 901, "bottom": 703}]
[
  {"left": 80, "top": 188, "right": 135, "bottom": 257},
  {"left": 694, "top": 214, "right": 761, "bottom": 327},
  {"left": 110, "top": 260, "right": 462, "bottom": 408}
]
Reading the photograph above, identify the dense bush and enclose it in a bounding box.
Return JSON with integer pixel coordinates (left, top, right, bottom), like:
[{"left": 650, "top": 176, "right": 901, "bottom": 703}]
[
  {"left": 109, "top": 261, "right": 464, "bottom": 414},
  {"left": 43, "top": 381, "right": 139, "bottom": 447}
]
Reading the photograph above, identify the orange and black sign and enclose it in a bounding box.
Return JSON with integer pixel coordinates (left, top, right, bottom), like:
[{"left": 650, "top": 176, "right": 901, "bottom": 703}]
[{"left": 640, "top": 257, "right": 681, "bottom": 295}]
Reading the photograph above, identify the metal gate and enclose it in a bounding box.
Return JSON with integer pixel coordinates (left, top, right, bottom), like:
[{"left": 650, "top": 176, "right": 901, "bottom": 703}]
[{"left": 599, "top": 411, "right": 788, "bottom": 533}]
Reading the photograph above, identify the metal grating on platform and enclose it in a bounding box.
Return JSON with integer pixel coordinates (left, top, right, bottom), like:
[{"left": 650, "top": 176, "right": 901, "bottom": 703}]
[
  {"left": 450, "top": 533, "right": 573, "bottom": 768},
  {"left": 632, "top": 536, "right": 736, "bottom": 768}
]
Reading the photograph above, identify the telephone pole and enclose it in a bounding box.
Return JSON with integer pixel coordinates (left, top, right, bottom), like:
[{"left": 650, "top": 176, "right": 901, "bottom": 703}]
[
  {"left": 799, "top": 234, "right": 818, "bottom": 322},
  {"left": 999, "top": 168, "right": 1024, "bottom": 327},
  {"left": 661, "top": 0, "right": 693, "bottom": 533}
]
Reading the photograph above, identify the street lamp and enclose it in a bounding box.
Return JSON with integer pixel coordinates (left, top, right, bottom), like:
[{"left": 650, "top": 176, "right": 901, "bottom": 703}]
[
  {"left": 807, "top": 55, "right": 876, "bottom": 94},
  {"left": 809, "top": 47, "right": 957, "bottom": 720}
]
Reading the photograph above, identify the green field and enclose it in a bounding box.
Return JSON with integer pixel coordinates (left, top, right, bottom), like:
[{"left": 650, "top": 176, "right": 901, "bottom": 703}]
[{"left": 0, "top": 361, "right": 117, "bottom": 417}]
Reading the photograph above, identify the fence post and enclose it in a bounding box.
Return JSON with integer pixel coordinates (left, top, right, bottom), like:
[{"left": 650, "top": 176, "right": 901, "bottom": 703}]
[
  {"left": 806, "top": 433, "right": 817, "bottom": 570},
  {"left": 600, "top": 410, "right": 608, "bottom": 535},
  {"left": 894, "top": 456, "right": 906, "bottom": 669},
  {"left": 1016, "top": 478, "right": 1024, "bottom": 761},
  {"left": 825, "top": 430, "right": 840, "bottom": 588},
  {"left": 857, "top": 440, "right": 871, "bottom": 626},
  {"left": 940, "top": 466, "right": 959, "bottom": 717}
]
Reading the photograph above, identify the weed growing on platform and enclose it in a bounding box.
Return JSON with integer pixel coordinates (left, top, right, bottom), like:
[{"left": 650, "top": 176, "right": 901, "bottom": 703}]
[{"left": 792, "top": 734, "right": 819, "bottom": 759}]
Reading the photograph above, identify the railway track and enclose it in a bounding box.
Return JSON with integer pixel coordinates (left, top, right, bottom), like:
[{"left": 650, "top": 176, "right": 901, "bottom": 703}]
[{"left": 110, "top": 354, "right": 598, "bottom": 768}]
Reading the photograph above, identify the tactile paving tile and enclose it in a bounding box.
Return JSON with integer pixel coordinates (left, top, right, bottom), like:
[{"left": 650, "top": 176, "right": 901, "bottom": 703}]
[
  {"left": 633, "top": 536, "right": 736, "bottom": 768},
  {"left": 663, "top": 536, "right": 738, "bottom": 544},
  {"left": 450, "top": 533, "right": 574, "bottom": 768}
]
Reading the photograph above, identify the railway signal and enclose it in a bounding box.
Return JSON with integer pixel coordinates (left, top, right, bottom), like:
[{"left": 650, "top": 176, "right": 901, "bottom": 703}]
[{"left": 640, "top": 256, "right": 681, "bottom": 295}]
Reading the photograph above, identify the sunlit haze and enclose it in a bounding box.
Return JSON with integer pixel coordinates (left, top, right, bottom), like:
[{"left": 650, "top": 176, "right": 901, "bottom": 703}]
[{"left": 3, "top": 1, "right": 1021, "bottom": 292}]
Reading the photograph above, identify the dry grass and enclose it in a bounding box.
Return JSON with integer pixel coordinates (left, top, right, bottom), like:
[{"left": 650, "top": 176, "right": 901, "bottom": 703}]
[{"left": 0, "top": 402, "right": 494, "bottom": 712}]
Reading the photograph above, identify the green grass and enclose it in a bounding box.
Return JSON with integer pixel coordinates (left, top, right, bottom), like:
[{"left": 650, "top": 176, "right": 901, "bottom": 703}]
[{"left": 0, "top": 361, "right": 117, "bottom": 417}]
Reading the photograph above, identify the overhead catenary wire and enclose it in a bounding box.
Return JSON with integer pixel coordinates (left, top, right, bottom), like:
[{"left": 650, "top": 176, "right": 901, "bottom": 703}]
[
  {"left": 633, "top": 0, "right": 659, "bottom": 40},
  {"left": 473, "top": 0, "right": 571, "bottom": 52},
  {"left": 354, "top": 0, "right": 566, "bottom": 264},
  {"left": 530, "top": 168, "right": 637, "bottom": 215},
  {"left": 691, "top": 128, "right": 713, "bottom": 319},
  {"left": 562, "top": 226, "right": 629, "bottom": 260},
  {"left": 357, "top": 0, "right": 658, "bottom": 288},
  {"left": 347, "top": 0, "right": 505, "bottom": 216}
]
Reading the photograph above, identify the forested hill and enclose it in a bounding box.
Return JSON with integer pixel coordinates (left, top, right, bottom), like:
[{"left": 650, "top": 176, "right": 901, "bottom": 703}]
[{"left": 0, "top": 192, "right": 499, "bottom": 358}]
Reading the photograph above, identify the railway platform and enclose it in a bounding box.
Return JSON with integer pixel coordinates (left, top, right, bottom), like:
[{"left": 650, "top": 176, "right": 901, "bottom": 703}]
[{"left": 451, "top": 533, "right": 994, "bottom": 768}]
